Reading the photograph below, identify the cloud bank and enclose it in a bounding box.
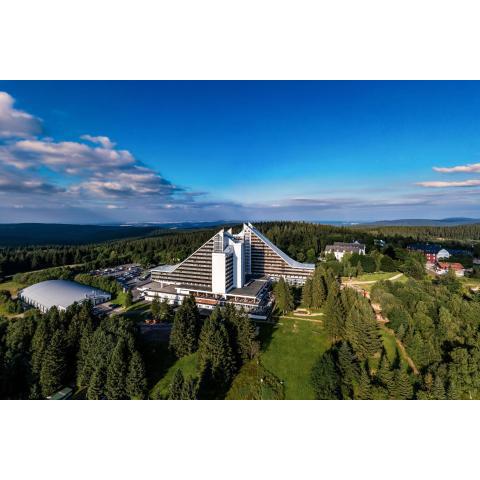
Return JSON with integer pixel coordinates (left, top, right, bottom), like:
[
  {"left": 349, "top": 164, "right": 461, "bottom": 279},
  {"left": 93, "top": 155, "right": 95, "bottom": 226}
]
[
  {"left": 0, "top": 90, "right": 479, "bottom": 223},
  {"left": 0, "top": 92, "right": 42, "bottom": 139}
]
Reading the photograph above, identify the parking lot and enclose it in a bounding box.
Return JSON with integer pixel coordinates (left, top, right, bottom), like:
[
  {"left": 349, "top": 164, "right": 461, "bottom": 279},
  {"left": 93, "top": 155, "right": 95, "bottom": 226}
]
[{"left": 90, "top": 263, "right": 150, "bottom": 292}]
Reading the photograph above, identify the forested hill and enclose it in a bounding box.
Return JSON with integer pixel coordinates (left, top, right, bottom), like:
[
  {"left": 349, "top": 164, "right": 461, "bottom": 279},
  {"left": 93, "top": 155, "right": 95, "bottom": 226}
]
[
  {"left": 357, "top": 223, "right": 480, "bottom": 241},
  {"left": 0, "top": 223, "right": 163, "bottom": 246},
  {"left": 1, "top": 220, "right": 480, "bottom": 278}
]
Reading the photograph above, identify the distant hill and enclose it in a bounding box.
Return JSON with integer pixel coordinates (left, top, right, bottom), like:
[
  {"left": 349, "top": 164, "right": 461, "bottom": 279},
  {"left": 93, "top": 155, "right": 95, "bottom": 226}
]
[
  {"left": 0, "top": 221, "right": 240, "bottom": 247},
  {"left": 0, "top": 223, "right": 163, "bottom": 247},
  {"left": 361, "top": 217, "right": 480, "bottom": 227}
]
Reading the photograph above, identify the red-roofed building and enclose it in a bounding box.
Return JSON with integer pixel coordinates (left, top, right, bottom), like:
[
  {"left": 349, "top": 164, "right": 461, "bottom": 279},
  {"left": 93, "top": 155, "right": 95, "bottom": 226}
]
[{"left": 436, "top": 262, "right": 465, "bottom": 277}]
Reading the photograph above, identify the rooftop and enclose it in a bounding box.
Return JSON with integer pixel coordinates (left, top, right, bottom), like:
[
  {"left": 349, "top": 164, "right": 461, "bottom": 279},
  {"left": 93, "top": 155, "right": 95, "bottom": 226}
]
[
  {"left": 437, "top": 262, "right": 464, "bottom": 270},
  {"left": 245, "top": 223, "right": 315, "bottom": 270},
  {"left": 19, "top": 279, "right": 110, "bottom": 310},
  {"left": 227, "top": 278, "right": 270, "bottom": 298},
  {"left": 151, "top": 263, "right": 181, "bottom": 273}
]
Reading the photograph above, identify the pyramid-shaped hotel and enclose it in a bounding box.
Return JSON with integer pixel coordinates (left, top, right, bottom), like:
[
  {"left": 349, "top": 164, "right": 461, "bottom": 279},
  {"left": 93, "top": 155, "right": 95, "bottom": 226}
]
[{"left": 141, "top": 223, "right": 315, "bottom": 319}]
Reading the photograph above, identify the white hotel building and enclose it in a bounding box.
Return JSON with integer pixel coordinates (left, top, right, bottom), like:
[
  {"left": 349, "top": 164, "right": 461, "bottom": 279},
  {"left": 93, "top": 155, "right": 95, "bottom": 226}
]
[{"left": 140, "top": 223, "right": 315, "bottom": 319}]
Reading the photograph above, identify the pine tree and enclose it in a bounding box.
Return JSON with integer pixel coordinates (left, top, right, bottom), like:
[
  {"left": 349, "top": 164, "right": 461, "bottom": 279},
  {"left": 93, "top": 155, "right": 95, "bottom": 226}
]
[
  {"left": 30, "top": 319, "right": 49, "bottom": 378},
  {"left": 392, "top": 369, "right": 413, "bottom": 399},
  {"left": 323, "top": 281, "right": 345, "bottom": 341},
  {"left": 337, "top": 341, "right": 359, "bottom": 399},
  {"left": 158, "top": 299, "right": 173, "bottom": 322},
  {"left": 105, "top": 338, "right": 128, "bottom": 399},
  {"left": 345, "top": 299, "right": 382, "bottom": 360},
  {"left": 433, "top": 374, "right": 446, "bottom": 400},
  {"left": 311, "top": 270, "right": 327, "bottom": 308},
  {"left": 87, "top": 364, "right": 105, "bottom": 400},
  {"left": 181, "top": 377, "right": 198, "bottom": 400},
  {"left": 126, "top": 350, "right": 147, "bottom": 399},
  {"left": 227, "top": 307, "right": 257, "bottom": 365},
  {"left": 169, "top": 295, "right": 200, "bottom": 357},
  {"left": 356, "top": 364, "right": 372, "bottom": 400},
  {"left": 151, "top": 297, "right": 161, "bottom": 320},
  {"left": 274, "top": 278, "right": 294, "bottom": 314},
  {"left": 198, "top": 309, "right": 235, "bottom": 390},
  {"left": 377, "top": 349, "right": 395, "bottom": 394},
  {"left": 310, "top": 351, "right": 339, "bottom": 399},
  {"left": 39, "top": 330, "right": 66, "bottom": 397},
  {"left": 168, "top": 369, "right": 184, "bottom": 400},
  {"left": 125, "top": 290, "right": 133, "bottom": 308},
  {"left": 302, "top": 278, "right": 313, "bottom": 308}
]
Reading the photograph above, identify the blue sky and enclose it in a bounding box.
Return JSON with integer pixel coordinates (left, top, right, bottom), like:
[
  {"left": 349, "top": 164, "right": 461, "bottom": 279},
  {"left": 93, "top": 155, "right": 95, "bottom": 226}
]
[{"left": 0, "top": 81, "right": 480, "bottom": 223}]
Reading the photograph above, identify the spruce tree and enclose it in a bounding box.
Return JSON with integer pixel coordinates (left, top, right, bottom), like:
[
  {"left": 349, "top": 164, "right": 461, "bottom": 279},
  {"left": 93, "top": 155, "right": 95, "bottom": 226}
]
[
  {"left": 125, "top": 290, "right": 133, "bottom": 308},
  {"left": 302, "top": 278, "right": 313, "bottom": 309},
  {"left": 337, "top": 341, "right": 359, "bottom": 399},
  {"left": 356, "top": 364, "right": 372, "bottom": 400},
  {"left": 169, "top": 295, "right": 200, "bottom": 357},
  {"left": 181, "top": 377, "right": 199, "bottom": 400},
  {"left": 198, "top": 309, "right": 235, "bottom": 390},
  {"left": 105, "top": 338, "right": 128, "bottom": 399},
  {"left": 433, "top": 375, "right": 446, "bottom": 400},
  {"left": 392, "top": 369, "right": 413, "bottom": 399},
  {"left": 311, "top": 270, "right": 327, "bottom": 308},
  {"left": 39, "top": 330, "right": 67, "bottom": 397},
  {"left": 168, "top": 369, "right": 184, "bottom": 400},
  {"left": 377, "top": 349, "right": 395, "bottom": 394},
  {"left": 87, "top": 364, "right": 105, "bottom": 400},
  {"left": 345, "top": 299, "right": 382, "bottom": 360},
  {"left": 158, "top": 300, "right": 173, "bottom": 322},
  {"left": 228, "top": 307, "right": 257, "bottom": 365},
  {"left": 126, "top": 350, "right": 147, "bottom": 399},
  {"left": 323, "top": 281, "right": 345, "bottom": 341},
  {"left": 151, "top": 297, "right": 161, "bottom": 321},
  {"left": 30, "top": 319, "right": 49, "bottom": 378},
  {"left": 274, "top": 278, "right": 294, "bottom": 314},
  {"left": 310, "top": 351, "right": 339, "bottom": 399}
]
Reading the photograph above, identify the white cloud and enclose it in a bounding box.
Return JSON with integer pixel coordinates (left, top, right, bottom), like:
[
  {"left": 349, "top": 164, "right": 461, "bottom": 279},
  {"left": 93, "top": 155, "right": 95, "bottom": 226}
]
[
  {"left": 0, "top": 138, "right": 136, "bottom": 173},
  {"left": 0, "top": 91, "right": 42, "bottom": 139},
  {"left": 417, "top": 179, "right": 480, "bottom": 187},
  {"left": 80, "top": 134, "right": 116, "bottom": 149},
  {"left": 0, "top": 166, "right": 65, "bottom": 195},
  {"left": 72, "top": 166, "right": 180, "bottom": 198},
  {"left": 433, "top": 162, "right": 480, "bottom": 173}
]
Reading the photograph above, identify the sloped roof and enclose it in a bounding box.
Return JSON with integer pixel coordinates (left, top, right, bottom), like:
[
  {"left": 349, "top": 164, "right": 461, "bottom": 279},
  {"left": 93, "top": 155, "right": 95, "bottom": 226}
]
[
  {"left": 437, "top": 262, "right": 464, "bottom": 270},
  {"left": 246, "top": 223, "right": 315, "bottom": 270}
]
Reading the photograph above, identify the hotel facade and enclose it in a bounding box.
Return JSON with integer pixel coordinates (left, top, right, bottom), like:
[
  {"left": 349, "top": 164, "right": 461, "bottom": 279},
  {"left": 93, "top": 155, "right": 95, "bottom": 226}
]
[{"left": 140, "top": 223, "right": 315, "bottom": 319}]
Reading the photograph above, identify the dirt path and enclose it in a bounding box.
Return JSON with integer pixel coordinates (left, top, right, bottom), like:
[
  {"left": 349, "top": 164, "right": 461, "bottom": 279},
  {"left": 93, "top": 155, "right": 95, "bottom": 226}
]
[
  {"left": 380, "top": 324, "right": 419, "bottom": 375},
  {"left": 344, "top": 273, "right": 403, "bottom": 286},
  {"left": 369, "top": 295, "right": 419, "bottom": 375},
  {"left": 282, "top": 315, "right": 324, "bottom": 324},
  {"left": 344, "top": 281, "right": 419, "bottom": 375}
]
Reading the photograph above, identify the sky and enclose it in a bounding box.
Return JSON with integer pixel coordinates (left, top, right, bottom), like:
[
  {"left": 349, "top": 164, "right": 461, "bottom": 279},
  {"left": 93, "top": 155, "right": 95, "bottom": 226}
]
[{"left": 0, "top": 80, "right": 480, "bottom": 224}]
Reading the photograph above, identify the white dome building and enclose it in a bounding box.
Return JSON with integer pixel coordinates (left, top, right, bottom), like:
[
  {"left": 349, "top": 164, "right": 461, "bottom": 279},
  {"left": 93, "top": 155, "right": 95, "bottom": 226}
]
[{"left": 19, "top": 279, "right": 111, "bottom": 313}]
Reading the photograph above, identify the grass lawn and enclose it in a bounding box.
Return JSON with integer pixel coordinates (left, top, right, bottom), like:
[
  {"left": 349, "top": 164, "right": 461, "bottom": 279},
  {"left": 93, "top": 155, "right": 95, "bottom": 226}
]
[
  {"left": 461, "top": 277, "right": 480, "bottom": 287},
  {"left": 346, "top": 271, "right": 402, "bottom": 282},
  {"left": 0, "top": 280, "right": 26, "bottom": 297},
  {"left": 149, "top": 352, "right": 198, "bottom": 399},
  {"left": 227, "top": 360, "right": 285, "bottom": 400},
  {"left": 124, "top": 301, "right": 151, "bottom": 322},
  {"left": 255, "top": 316, "right": 331, "bottom": 400},
  {"left": 368, "top": 327, "right": 408, "bottom": 372}
]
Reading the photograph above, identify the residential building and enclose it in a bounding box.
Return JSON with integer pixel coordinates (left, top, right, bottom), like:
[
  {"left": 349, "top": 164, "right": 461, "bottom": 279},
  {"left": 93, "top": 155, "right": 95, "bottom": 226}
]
[
  {"left": 141, "top": 223, "right": 315, "bottom": 319},
  {"left": 407, "top": 243, "right": 450, "bottom": 263},
  {"left": 324, "top": 241, "right": 366, "bottom": 261},
  {"left": 436, "top": 262, "right": 465, "bottom": 277}
]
